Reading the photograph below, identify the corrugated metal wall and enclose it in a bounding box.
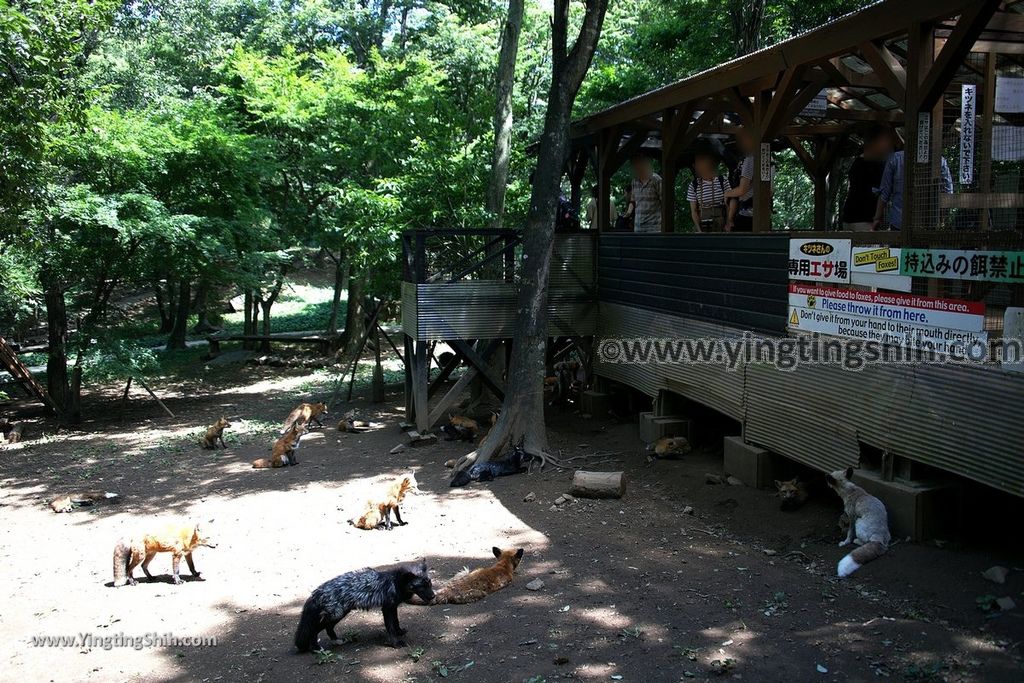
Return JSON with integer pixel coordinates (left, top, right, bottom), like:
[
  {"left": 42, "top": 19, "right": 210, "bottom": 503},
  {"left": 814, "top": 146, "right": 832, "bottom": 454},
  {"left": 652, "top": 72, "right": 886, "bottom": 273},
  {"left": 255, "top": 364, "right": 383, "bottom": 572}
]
[
  {"left": 402, "top": 234, "right": 596, "bottom": 341},
  {"left": 596, "top": 302, "right": 1024, "bottom": 498},
  {"left": 598, "top": 233, "right": 790, "bottom": 332}
]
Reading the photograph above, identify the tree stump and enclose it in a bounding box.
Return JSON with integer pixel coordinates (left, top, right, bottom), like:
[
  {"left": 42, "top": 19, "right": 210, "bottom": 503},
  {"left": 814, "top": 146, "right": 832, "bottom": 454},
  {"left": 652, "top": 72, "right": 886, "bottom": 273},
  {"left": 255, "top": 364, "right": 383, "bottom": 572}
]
[{"left": 571, "top": 470, "right": 626, "bottom": 499}]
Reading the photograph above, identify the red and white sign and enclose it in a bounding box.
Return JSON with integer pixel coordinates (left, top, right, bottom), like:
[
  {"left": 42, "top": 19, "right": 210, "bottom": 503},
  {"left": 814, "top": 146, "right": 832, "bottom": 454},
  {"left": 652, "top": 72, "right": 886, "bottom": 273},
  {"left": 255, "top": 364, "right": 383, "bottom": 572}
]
[{"left": 788, "top": 284, "right": 985, "bottom": 331}]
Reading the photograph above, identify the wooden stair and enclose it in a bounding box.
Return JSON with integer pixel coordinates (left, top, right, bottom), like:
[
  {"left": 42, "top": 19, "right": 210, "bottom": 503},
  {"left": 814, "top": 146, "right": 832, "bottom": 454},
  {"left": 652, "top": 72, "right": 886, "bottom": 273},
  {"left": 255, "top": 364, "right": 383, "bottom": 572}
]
[{"left": 0, "top": 336, "right": 58, "bottom": 414}]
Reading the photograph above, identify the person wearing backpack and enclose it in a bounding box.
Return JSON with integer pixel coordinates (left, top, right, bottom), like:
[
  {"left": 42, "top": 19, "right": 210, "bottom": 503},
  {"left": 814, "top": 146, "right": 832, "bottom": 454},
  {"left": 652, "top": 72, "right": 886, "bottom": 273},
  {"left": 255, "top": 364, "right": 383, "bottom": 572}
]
[{"left": 686, "top": 139, "right": 730, "bottom": 232}]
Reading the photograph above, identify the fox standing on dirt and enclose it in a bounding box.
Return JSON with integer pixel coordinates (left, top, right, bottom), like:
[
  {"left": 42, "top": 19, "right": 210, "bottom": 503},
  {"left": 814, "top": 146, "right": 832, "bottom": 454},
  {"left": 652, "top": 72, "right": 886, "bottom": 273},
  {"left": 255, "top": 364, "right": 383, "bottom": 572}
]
[
  {"left": 350, "top": 474, "right": 417, "bottom": 530},
  {"left": 440, "top": 414, "right": 478, "bottom": 441},
  {"left": 775, "top": 477, "right": 809, "bottom": 511},
  {"left": 281, "top": 402, "right": 328, "bottom": 434},
  {"left": 409, "top": 547, "right": 524, "bottom": 605},
  {"left": 294, "top": 560, "right": 434, "bottom": 651},
  {"left": 827, "top": 467, "right": 891, "bottom": 578},
  {"left": 201, "top": 417, "right": 231, "bottom": 449},
  {"left": 5, "top": 421, "right": 25, "bottom": 444},
  {"left": 112, "top": 522, "right": 217, "bottom": 586},
  {"left": 253, "top": 423, "right": 305, "bottom": 468}
]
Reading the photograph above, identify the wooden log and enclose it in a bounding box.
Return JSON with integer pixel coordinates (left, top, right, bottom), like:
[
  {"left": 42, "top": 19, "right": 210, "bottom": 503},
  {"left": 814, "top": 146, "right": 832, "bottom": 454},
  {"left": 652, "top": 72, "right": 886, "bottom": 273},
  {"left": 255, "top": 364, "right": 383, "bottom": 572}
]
[{"left": 571, "top": 470, "right": 626, "bottom": 499}]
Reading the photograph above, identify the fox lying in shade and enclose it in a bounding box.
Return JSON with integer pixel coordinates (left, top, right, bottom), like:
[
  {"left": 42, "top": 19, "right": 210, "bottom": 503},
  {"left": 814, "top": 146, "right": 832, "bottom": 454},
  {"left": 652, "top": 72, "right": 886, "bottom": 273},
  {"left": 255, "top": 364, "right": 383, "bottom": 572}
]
[{"left": 826, "top": 467, "right": 891, "bottom": 577}]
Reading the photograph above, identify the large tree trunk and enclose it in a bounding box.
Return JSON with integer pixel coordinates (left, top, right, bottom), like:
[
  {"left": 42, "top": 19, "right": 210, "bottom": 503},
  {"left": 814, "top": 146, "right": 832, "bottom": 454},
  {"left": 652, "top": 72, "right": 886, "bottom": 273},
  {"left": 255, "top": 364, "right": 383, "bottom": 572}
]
[
  {"left": 455, "top": 0, "right": 608, "bottom": 474},
  {"left": 42, "top": 275, "right": 72, "bottom": 419},
  {"left": 191, "top": 279, "right": 220, "bottom": 333},
  {"left": 728, "top": 0, "right": 766, "bottom": 56},
  {"left": 166, "top": 279, "right": 191, "bottom": 350},
  {"left": 341, "top": 265, "right": 367, "bottom": 357},
  {"left": 154, "top": 282, "right": 173, "bottom": 334},
  {"left": 326, "top": 250, "right": 349, "bottom": 335},
  {"left": 485, "top": 0, "right": 526, "bottom": 229}
]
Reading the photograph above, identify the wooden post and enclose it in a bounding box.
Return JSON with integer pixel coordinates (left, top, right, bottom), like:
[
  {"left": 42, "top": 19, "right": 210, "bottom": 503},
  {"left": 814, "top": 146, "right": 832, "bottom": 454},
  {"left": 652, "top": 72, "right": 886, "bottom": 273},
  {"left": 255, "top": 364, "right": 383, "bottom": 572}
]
[
  {"left": 979, "top": 52, "right": 996, "bottom": 230},
  {"left": 901, "top": 21, "right": 933, "bottom": 242},
  {"left": 403, "top": 334, "right": 414, "bottom": 421},
  {"left": 596, "top": 129, "right": 614, "bottom": 232},
  {"left": 751, "top": 91, "right": 772, "bottom": 232},
  {"left": 371, "top": 325, "right": 384, "bottom": 403},
  {"left": 121, "top": 376, "right": 133, "bottom": 407},
  {"left": 413, "top": 340, "right": 429, "bottom": 432},
  {"left": 661, "top": 108, "right": 677, "bottom": 233},
  {"left": 135, "top": 377, "right": 174, "bottom": 418}
]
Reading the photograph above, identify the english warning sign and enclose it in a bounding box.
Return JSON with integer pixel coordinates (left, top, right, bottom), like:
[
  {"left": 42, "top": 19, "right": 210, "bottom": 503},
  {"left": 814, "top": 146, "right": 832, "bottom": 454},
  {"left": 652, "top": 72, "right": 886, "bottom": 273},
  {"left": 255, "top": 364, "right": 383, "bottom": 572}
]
[{"left": 787, "top": 284, "right": 988, "bottom": 354}]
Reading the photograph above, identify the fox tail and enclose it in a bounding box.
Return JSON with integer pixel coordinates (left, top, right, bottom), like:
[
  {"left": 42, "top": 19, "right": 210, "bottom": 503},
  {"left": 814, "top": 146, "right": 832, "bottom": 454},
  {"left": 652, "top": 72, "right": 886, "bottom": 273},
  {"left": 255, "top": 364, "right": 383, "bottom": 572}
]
[
  {"left": 837, "top": 541, "right": 887, "bottom": 578},
  {"left": 112, "top": 539, "right": 133, "bottom": 587}
]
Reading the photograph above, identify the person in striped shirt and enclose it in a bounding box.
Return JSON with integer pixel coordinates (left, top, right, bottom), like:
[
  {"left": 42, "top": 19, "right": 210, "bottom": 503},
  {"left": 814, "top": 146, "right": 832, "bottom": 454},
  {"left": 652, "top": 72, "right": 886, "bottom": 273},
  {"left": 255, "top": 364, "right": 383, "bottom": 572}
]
[
  {"left": 626, "top": 155, "right": 662, "bottom": 233},
  {"left": 686, "top": 144, "right": 729, "bottom": 232}
]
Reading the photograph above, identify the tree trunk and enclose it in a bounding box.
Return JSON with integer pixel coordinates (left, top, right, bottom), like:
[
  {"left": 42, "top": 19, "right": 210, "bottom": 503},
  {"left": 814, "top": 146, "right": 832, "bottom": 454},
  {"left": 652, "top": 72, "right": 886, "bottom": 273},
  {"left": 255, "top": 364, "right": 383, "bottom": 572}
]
[
  {"left": 326, "top": 251, "right": 349, "bottom": 335},
  {"left": 486, "top": 0, "right": 526, "bottom": 229},
  {"left": 728, "top": 0, "right": 766, "bottom": 57},
  {"left": 42, "top": 276, "right": 71, "bottom": 419},
  {"left": 243, "top": 290, "right": 254, "bottom": 350},
  {"left": 455, "top": 0, "right": 608, "bottom": 475},
  {"left": 341, "top": 265, "right": 367, "bottom": 357},
  {"left": 191, "top": 279, "right": 219, "bottom": 333},
  {"left": 154, "top": 283, "right": 173, "bottom": 334},
  {"left": 571, "top": 470, "right": 626, "bottom": 498},
  {"left": 166, "top": 279, "right": 191, "bottom": 350},
  {"left": 260, "top": 301, "right": 273, "bottom": 353}
]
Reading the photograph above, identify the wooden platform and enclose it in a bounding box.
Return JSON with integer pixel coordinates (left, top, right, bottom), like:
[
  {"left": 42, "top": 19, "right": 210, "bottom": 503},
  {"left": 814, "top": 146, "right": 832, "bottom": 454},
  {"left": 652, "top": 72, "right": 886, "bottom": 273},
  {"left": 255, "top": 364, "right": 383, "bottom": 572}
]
[{"left": 206, "top": 332, "right": 339, "bottom": 356}]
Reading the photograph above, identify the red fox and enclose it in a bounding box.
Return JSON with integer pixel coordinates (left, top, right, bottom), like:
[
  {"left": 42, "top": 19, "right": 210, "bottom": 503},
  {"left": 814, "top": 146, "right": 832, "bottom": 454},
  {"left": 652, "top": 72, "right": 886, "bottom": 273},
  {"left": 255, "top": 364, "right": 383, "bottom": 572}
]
[
  {"left": 5, "top": 421, "right": 25, "bottom": 444},
  {"left": 826, "top": 467, "right": 891, "bottom": 577},
  {"left": 410, "top": 547, "right": 525, "bottom": 605},
  {"left": 350, "top": 474, "right": 417, "bottom": 530},
  {"left": 337, "top": 411, "right": 371, "bottom": 433},
  {"left": 50, "top": 490, "right": 120, "bottom": 513},
  {"left": 775, "top": 477, "right": 809, "bottom": 511},
  {"left": 281, "top": 402, "right": 328, "bottom": 434},
  {"left": 646, "top": 436, "right": 691, "bottom": 458},
  {"left": 201, "top": 417, "right": 231, "bottom": 449},
  {"left": 253, "top": 423, "right": 305, "bottom": 468},
  {"left": 112, "top": 522, "right": 216, "bottom": 586}
]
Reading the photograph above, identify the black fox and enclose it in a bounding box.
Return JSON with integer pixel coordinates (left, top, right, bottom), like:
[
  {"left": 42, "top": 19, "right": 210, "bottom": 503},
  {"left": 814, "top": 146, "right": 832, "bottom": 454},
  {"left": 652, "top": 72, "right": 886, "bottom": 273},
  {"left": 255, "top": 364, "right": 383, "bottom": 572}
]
[
  {"left": 450, "top": 438, "right": 530, "bottom": 487},
  {"left": 294, "top": 560, "right": 434, "bottom": 651}
]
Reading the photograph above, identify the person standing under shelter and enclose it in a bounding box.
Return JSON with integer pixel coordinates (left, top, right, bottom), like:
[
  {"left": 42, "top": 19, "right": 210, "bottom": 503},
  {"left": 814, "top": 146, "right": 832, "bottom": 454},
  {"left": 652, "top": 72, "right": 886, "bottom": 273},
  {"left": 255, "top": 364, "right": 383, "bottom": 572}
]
[
  {"left": 724, "top": 128, "right": 771, "bottom": 231},
  {"left": 686, "top": 137, "right": 730, "bottom": 232},
  {"left": 626, "top": 155, "right": 662, "bottom": 233},
  {"left": 841, "top": 127, "right": 895, "bottom": 230},
  {"left": 873, "top": 149, "right": 953, "bottom": 230}
]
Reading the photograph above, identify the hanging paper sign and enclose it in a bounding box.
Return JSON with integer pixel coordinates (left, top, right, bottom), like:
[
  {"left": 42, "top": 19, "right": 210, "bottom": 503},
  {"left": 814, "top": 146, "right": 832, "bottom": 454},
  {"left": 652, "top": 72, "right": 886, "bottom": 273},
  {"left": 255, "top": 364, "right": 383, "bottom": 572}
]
[
  {"left": 759, "top": 143, "right": 772, "bottom": 182},
  {"left": 995, "top": 76, "right": 1024, "bottom": 113},
  {"left": 800, "top": 89, "right": 828, "bottom": 118},
  {"left": 960, "top": 84, "right": 976, "bottom": 186},
  {"left": 917, "top": 112, "right": 930, "bottom": 163}
]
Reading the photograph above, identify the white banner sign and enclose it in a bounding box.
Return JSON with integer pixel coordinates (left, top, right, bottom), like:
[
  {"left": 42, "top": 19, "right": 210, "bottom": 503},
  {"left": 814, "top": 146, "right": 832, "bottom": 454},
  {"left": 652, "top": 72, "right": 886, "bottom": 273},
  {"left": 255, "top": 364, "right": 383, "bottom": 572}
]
[
  {"left": 960, "top": 84, "right": 976, "bottom": 186},
  {"left": 789, "top": 238, "right": 851, "bottom": 283},
  {"left": 800, "top": 89, "right": 828, "bottom": 118},
  {"left": 850, "top": 246, "right": 912, "bottom": 292}
]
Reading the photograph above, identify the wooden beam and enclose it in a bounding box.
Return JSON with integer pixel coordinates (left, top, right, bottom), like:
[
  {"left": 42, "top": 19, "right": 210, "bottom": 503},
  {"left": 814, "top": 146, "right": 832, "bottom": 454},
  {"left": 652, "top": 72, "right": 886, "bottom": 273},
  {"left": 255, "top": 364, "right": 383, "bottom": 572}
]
[
  {"left": 939, "top": 192, "right": 1024, "bottom": 209},
  {"left": 762, "top": 65, "right": 806, "bottom": 136},
  {"left": 670, "top": 105, "right": 721, "bottom": 159},
  {"left": 858, "top": 41, "right": 907, "bottom": 102},
  {"left": 723, "top": 88, "right": 754, "bottom": 125},
  {"left": 979, "top": 52, "right": 995, "bottom": 229},
  {"left": 449, "top": 340, "right": 504, "bottom": 399},
  {"left": 918, "top": 0, "right": 1001, "bottom": 111}
]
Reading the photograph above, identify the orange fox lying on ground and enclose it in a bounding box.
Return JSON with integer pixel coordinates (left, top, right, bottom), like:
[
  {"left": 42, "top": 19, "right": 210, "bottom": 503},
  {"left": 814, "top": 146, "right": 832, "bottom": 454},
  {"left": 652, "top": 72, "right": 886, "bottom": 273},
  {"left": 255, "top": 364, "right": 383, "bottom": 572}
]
[
  {"left": 349, "top": 474, "right": 417, "bottom": 530},
  {"left": 112, "top": 522, "right": 216, "bottom": 586},
  {"left": 409, "top": 547, "right": 525, "bottom": 605},
  {"left": 50, "top": 490, "right": 120, "bottom": 513},
  {"left": 252, "top": 423, "right": 305, "bottom": 468},
  {"left": 281, "top": 402, "right": 328, "bottom": 433}
]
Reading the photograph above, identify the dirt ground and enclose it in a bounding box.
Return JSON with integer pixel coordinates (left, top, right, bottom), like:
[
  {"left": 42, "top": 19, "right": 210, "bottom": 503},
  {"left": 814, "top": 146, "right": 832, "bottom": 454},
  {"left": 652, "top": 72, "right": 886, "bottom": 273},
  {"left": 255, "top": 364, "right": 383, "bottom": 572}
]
[{"left": 1, "top": 361, "right": 1023, "bottom": 683}]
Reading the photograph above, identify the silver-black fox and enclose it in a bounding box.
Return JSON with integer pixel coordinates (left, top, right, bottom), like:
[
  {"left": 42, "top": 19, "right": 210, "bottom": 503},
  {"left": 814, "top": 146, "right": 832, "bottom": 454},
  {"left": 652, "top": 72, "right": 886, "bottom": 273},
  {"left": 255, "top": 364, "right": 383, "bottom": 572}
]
[
  {"left": 294, "top": 560, "right": 434, "bottom": 651},
  {"left": 826, "top": 467, "right": 891, "bottom": 577}
]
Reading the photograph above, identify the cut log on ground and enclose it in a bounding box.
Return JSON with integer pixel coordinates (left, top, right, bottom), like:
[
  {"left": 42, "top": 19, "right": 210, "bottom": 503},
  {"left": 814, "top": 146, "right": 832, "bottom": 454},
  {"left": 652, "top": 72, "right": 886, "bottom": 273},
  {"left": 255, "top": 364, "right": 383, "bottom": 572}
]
[{"left": 571, "top": 470, "right": 626, "bottom": 499}]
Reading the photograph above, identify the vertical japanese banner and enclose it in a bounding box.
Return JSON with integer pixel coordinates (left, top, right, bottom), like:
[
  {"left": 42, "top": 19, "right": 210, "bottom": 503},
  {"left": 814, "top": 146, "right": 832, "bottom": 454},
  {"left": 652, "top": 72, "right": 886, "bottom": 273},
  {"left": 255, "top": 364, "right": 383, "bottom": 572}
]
[
  {"left": 917, "top": 111, "right": 931, "bottom": 163},
  {"left": 960, "top": 84, "right": 976, "bottom": 186},
  {"left": 759, "top": 143, "right": 772, "bottom": 182}
]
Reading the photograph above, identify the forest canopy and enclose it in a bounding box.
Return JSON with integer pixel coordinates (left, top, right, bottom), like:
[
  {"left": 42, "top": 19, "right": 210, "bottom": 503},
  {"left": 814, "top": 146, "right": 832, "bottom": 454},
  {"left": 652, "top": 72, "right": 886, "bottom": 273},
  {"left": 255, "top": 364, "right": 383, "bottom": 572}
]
[{"left": 0, "top": 0, "right": 870, "bottom": 418}]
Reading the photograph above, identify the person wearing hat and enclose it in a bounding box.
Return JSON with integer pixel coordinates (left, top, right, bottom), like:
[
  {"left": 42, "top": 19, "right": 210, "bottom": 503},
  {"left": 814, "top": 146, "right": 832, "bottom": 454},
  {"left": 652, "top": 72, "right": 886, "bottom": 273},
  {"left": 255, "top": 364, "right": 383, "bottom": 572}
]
[{"left": 686, "top": 137, "right": 730, "bottom": 232}]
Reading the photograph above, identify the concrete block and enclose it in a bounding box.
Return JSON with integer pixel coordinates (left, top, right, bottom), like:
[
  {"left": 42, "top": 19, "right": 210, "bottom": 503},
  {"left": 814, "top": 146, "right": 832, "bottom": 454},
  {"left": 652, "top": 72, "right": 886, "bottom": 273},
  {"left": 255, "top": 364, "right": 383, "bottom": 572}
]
[
  {"left": 639, "top": 412, "right": 690, "bottom": 443},
  {"left": 851, "top": 470, "right": 960, "bottom": 542},
  {"left": 723, "top": 436, "right": 779, "bottom": 489},
  {"left": 580, "top": 390, "right": 611, "bottom": 416}
]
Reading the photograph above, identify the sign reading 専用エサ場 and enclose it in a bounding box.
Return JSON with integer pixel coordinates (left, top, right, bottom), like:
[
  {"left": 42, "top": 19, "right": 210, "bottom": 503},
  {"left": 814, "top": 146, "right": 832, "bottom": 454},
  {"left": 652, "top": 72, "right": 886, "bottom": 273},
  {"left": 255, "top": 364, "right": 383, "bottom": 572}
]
[
  {"left": 900, "top": 249, "right": 1024, "bottom": 282},
  {"left": 788, "top": 238, "right": 851, "bottom": 284},
  {"left": 787, "top": 283, "right": 988, "bottom": 355}
]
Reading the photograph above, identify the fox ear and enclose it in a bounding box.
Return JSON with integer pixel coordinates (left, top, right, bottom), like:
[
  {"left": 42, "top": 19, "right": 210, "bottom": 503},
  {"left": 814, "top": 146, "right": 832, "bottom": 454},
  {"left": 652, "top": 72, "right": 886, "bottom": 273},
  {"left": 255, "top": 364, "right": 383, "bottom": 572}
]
[
  {"left": 844, "top": 467, "right": 854, "bottom": 480},
  {"left": 492, "top": 547, "right": 501, "bottom": 558},
  {"left": 514, "top": 548, "right": 524, "bottom": 560},
  {"left": 774, "top": 480, "right": 783, "bottom": 489}
]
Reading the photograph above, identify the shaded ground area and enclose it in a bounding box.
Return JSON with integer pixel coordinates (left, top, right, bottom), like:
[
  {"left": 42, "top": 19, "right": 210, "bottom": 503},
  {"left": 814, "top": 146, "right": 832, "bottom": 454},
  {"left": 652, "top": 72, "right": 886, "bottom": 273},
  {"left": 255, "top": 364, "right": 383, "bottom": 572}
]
[{"left": 0, "top": 362, "right": 1022, "bottom": 682}]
